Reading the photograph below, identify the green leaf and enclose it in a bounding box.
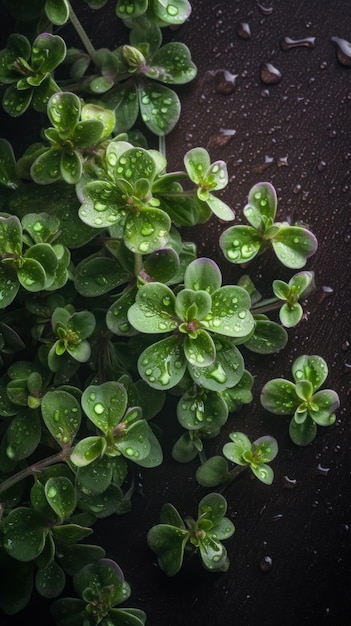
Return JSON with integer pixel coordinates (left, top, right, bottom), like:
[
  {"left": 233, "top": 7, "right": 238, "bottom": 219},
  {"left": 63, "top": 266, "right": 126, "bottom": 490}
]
[
  {"left": 124, "top": 206, "right": 171, "bottom": 254},
  {"left": 143, "top": 246, "right": 180, "bottom": 282},
  {"left": 172, "top": 431, "right": 199, "bottom": 462},
  {"left": 0, "top": 214, "right": 22, "bottom": 255},
  {"left": 138, "top": 82, "right": 180, "bottom": 135},
  {"left": 184, "top": 257, "right": 222, "bottom": 293},
  {"left": 50, "top": 597, "right": 86, "bottom": 625},
  {"left": 184, "top": 329, "right": 216, "bottom": 367},
  {"left": 3, "top": 507, "right": 47, "bottom": 561},
  {"left": 308, "top": 389, "right": 339, "bottom": 426},
  {"left": 48, "top": 91, "right": 81, "bottom": 134},
  {"left": 74, "top": 558, "right": 130, "bottom": 606},
  {"left": 31, "top": 34, "right": 66, "bottom": 74},
  {"left": 203, "top": 193, "right": 235, "bottom": 221},
  {"left": 5, "top": 410, "right": 41, "bottom": 461},
  {"left": 0, "top": 264, "right": 19, "bottom": 309},
  {"left": 52, "top": 524, "right": 93, "bottom": 545},
  {"left": 0, "top": 138, "right": 19, "bottom": 189},
  {"left": 45, "top": 0, "right": 70, "bottom": 24},
  {"left": 147, "top": 42, "right": 197, "bottom": 84},
  {"left": 41, "top": 390, "right": 81, "bottom": 447},
  {"left": 106, "top": 285, "right": 138, "bottom": 336},
  {"left": 103, "top": 80, "right": 139, "bottom": 133},
  {"left": 188, "top": 336, "right": 244, "bottom": 392},
  {"left": 221, "top": 369, "right": 253, "bottom": 412},
  {"left": 135, "top": 425, "right": 163, "bottom": 467},
  {"left": 184, "top": 147, "right": 211, "bottom": 185},
  {"left": 35, "top": 560, "right": 66, "bottom": 599},
  {"left": 24, "top": 242, "right": 58, "bottom": 288},
  {"left": 196, "top": 456, "right": 228, "bottom": 487},
  {"left": 223, "top": 431, "right": 251, "bottom": 465},
  {"left": 72, "top": 119, "right": 104, "bottom": 148},
  {"left": 147, "top": 524, "right": 188, "bottom": 576},
  {"left": 2, "top": 83, "right": 32, "bottom": 116},
  {"left": 55, "top": 543, "right": 105, "bottom": 575},
  {"left": 244, "top": 319, "right": 288, "bottom": 353},
  {"left": 153, "top": 0, "right": 192, "bottom": 24},
  {"left": 116, "top": 0, "right": 148, "bottom": 20},
  {"left": 81, "top": 103, "right": 115, "bottom": 139},
  {"left": 219, "top": 224, "right": 261, "bottom": 263},
  {"left": 244, "top": 181, "right": 277, "bottom": 228},
  {"left": 70, "top": 436, "right": 107, "bottom": 467},
  {"left": 279, "top": 302, "right": 303, "bottom": 327},
  {"left": 176, "top": 288, "right": 212, "bottom": 321},
  {"left": 107, "top": 608, "right": 147, "bottom": 626},
  {"left": 177, "top": 387, "right": 228, "bottom": 430},
  {"left": 128, "top": 282, "right": 177, "bottom": 333},
  {"left": 289, "top": 415, "right": 317, "bottom": 446},
  {"left": 291, "top": 354, "right": 328, "bottom": 390},
  {"left": 160, "top": 503, "right": 185, "bottom": 528},
  {"left": 198, "top": 535, "right": 229, "bottom": 572},
  {"left": 116, "top": 419, "right": 150, "bottom": 462},
  {"left": 260, "top": 378, "right": 299, "bottom": 415},
  {"left": 272, "top": 225, "right": 318, "bottom": 268},
  {"left": 74, "top": 255, "right": 129, "bottom": 297},
  {"left": 138, "top": 335, "right": 187, "bottom": 390},
  {"left": 82, "top": 381, "right": 128, "bottom": 435},
  {"left": 250, "top": 463, "right": 274, "bottom": 484},
  {"left": 30, "top": 148, "right": 62, "bottom": 184},
  {"left": 45, "top": 476, "right": 76, "bottom": 522},
  {"left": 77, "top": 456, "right": 113, "bottom": 495},
  {"left": 202, "top": 285, "right": 254, "bottom": 338},
  {"left": 252, "top": 435, "right": 278, "bottom": 463},
  {"left": 198, "top": 492, "right": 228, "bottom": 525},
  {"left": 60, "top": 149, "right": 82, "bottom": 184}
]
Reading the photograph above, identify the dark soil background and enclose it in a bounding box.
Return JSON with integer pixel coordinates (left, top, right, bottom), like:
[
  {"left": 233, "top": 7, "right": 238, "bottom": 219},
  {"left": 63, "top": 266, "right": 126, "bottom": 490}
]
[{"left": 1, "top": 1, "right": 351, "bottom": 624}]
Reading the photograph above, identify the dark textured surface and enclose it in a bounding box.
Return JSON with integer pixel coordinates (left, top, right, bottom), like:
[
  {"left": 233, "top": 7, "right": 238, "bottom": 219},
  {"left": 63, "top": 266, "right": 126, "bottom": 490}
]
[{"left": 1, "top": 1, "right": 351, "bottom": 624}]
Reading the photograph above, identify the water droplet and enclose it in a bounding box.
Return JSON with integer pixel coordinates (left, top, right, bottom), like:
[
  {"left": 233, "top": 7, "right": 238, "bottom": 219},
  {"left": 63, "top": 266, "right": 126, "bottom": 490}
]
[
  {"left": 93, "top": 403, "right": 105, "bottom": 414},
  {"left": 317, "top": 463, "right": 330, "bottom": 477},
  {"left": 259, "top": 555, "right": 273, "bottom": 572},
  {"left": 257, "top": 3, "right": 273, "bottom": 15},
  {"left": 47, "top": 486, "right": 57, "bottom": 498},
  {"left": 330, "top": 36, "right": 351, "bottom": 67},
  {"left": 260, "top": 63, "right": 282, "bottom": 85},
  {"left": 236, "top": 22, "right": 251, "bottom": 40},
  {"left": 167, "top": 4, "right": 178, "bottom": 16},
  {"left": 280, "top": 36, "right": 316, "bottom": 51},
  {"left": 283, "top": 475, "right": 297, "bottom": 489}
]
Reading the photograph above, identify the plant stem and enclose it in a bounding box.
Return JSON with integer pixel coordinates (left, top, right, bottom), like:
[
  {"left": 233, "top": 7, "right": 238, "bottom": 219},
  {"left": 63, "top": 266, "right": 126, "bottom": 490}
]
[
  {"left": 219, "top": 465, "right": 248, "bottom": 494},
  {"left": 134, "top": 252, "right": 143, "bottom": 276},
  {"left": 68, "top": 2, "right": 96, "bottom": 60},
  {"left": 251, "top": 299, "right": 282, "bottom": 315},
  {"left": 0, "top": 447, "right": 73, "bottom": 496}
]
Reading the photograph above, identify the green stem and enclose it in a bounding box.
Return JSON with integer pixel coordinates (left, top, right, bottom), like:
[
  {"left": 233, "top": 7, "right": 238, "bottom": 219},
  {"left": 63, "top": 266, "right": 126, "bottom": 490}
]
[
  {"left": 134, "top": 252, "right": 143, "bottom": 277},
  {"left": 218, "top": 464, "right": 248, "bottom": 494},
  {"left": 0, "top": 447, "right": 73, "bottom": 497},
  {"left": 68, "top": 2, "right": 96, "bottom": 60},
  {"left": 251, "top": 298, "right": 282, "bottom": 315}
]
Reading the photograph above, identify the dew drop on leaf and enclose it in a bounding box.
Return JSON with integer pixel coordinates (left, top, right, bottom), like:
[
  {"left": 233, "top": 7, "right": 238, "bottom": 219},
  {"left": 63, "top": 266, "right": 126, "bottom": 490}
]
[{"left": 94, "top": 403, "right": 105, "bottom": 414}]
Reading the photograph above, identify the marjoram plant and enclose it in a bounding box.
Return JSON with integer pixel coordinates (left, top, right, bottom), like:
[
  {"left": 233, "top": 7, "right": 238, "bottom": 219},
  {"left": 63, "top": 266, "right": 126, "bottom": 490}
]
[{"left": 0, "top": 0, "right": 340, "bottom": 622}]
